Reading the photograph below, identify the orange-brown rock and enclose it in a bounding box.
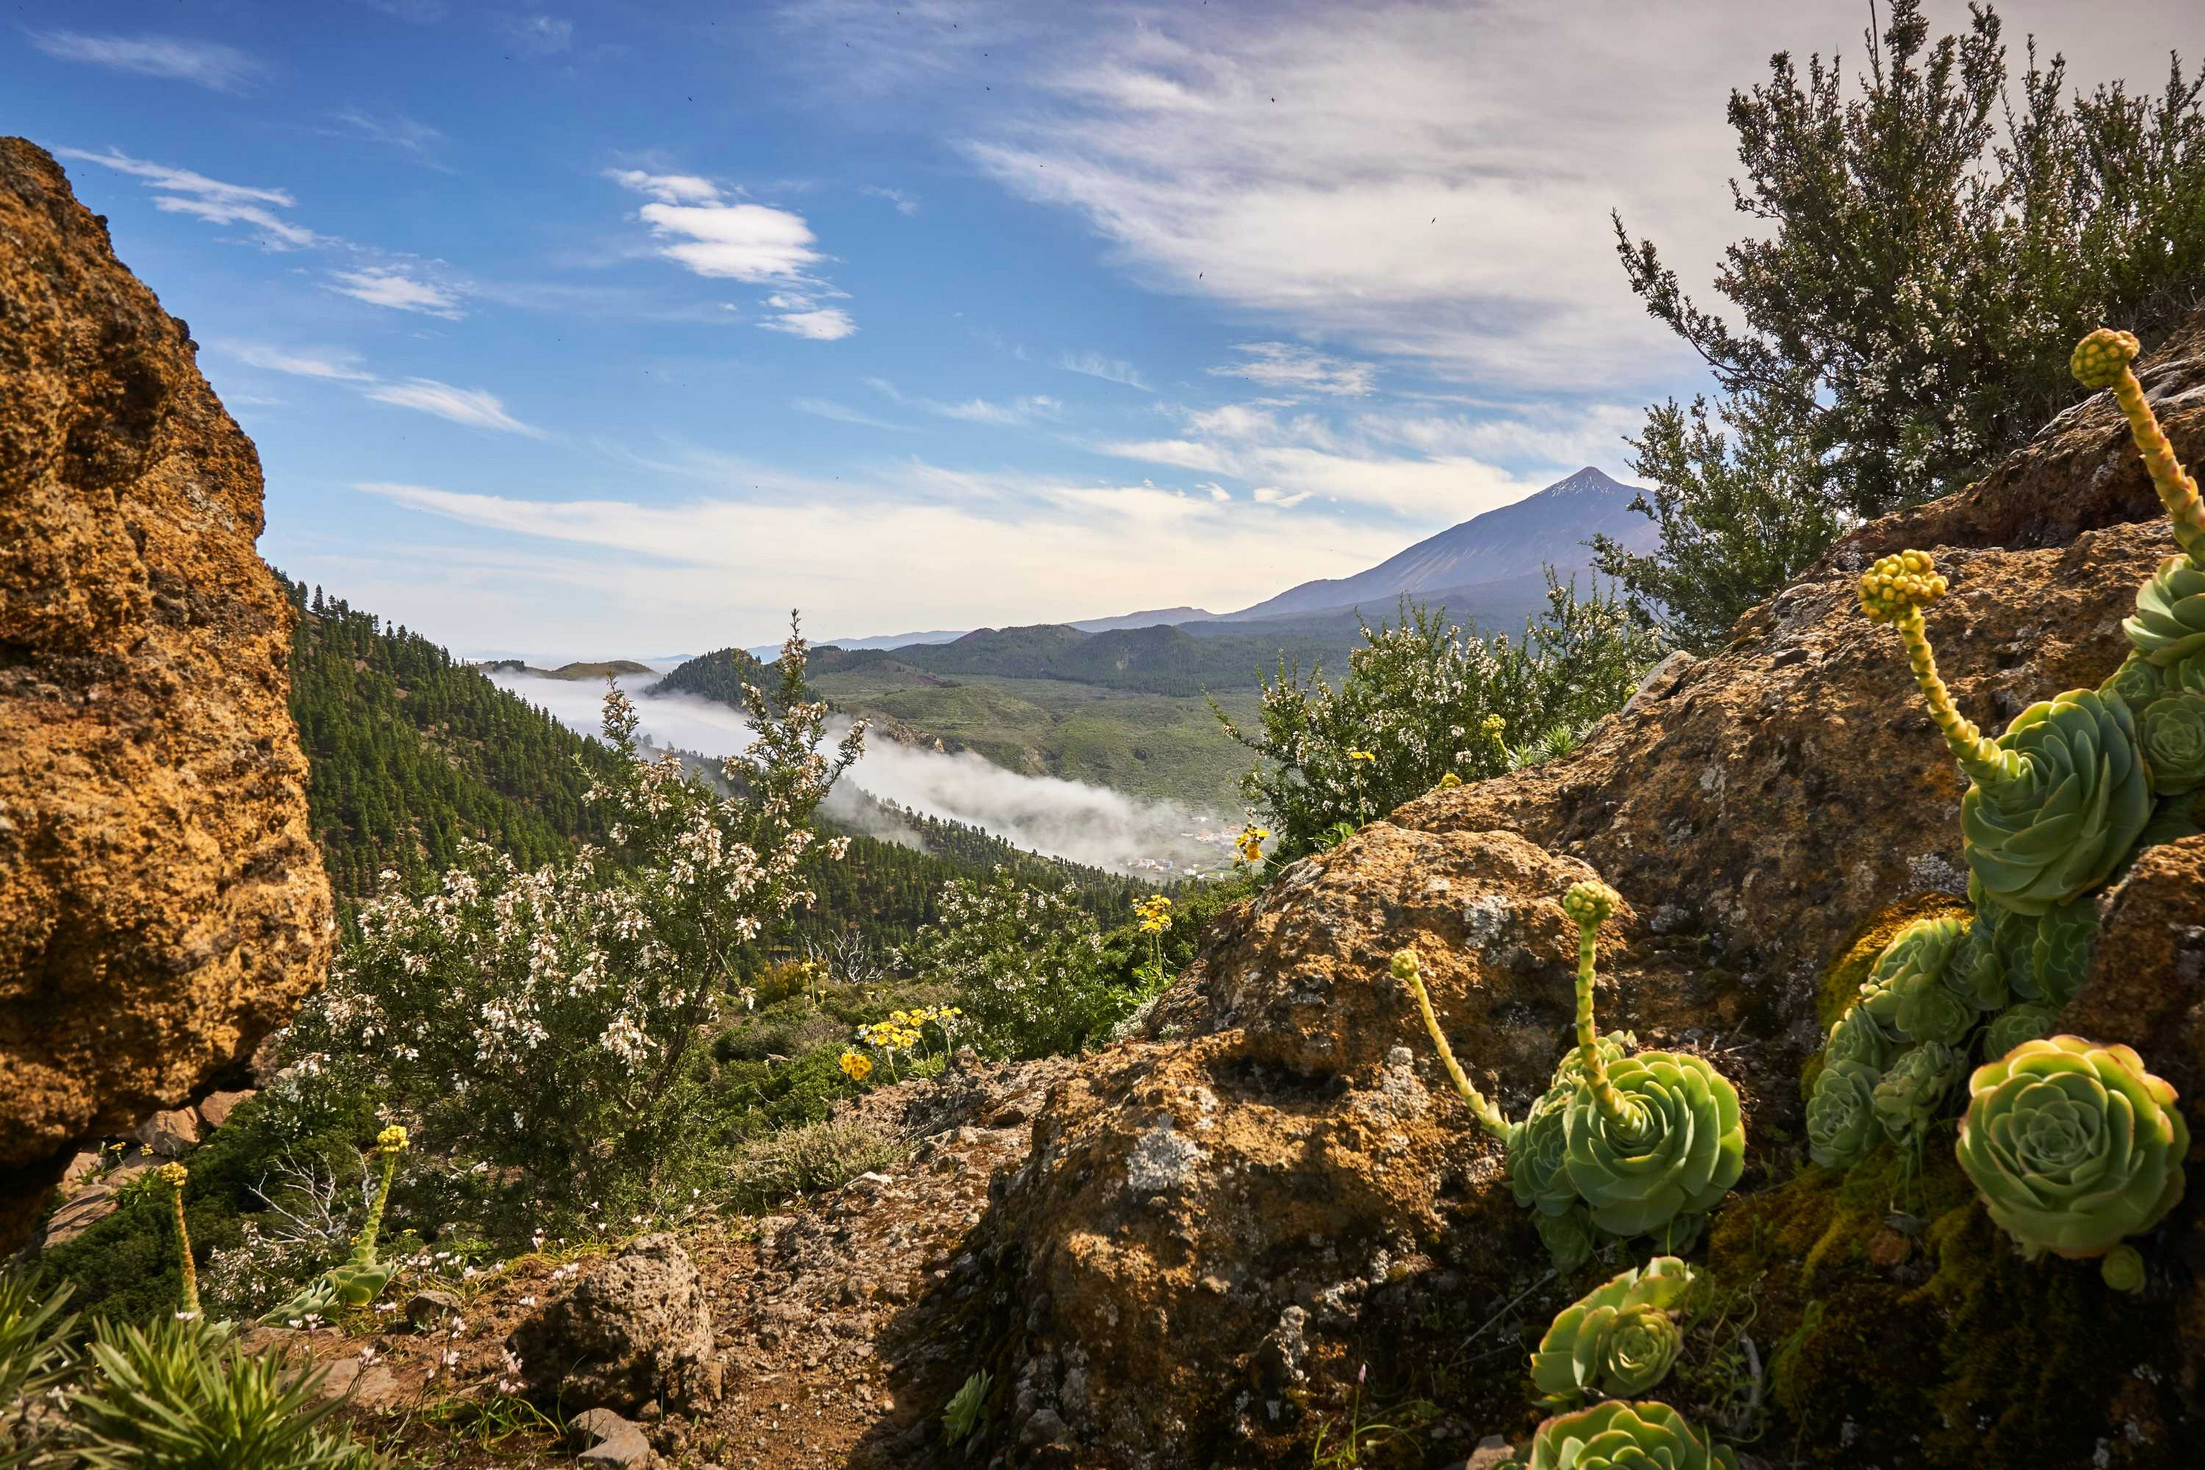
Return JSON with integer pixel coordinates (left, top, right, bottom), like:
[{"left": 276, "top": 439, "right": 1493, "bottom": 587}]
[
  {"left": 961, "top": 311, "right": 2205, "bottom": 1468},
  {"left": 0, "top": 138, "right": 332, "bottom": 1248}
]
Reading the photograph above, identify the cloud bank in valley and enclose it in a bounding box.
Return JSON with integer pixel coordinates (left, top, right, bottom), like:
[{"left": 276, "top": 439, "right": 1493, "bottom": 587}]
[{"left": 485, "top": 671, "right": 1224, "bottom": 874}]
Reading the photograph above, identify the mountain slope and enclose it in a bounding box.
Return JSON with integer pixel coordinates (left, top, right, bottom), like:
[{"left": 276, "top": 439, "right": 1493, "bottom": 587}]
[{"left": 1226, "top": 465, "right": 1653, "bottom": 621}]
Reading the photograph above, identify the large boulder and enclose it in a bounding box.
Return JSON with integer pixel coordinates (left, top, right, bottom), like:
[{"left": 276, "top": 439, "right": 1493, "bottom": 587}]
[
  {"left": 0, "top": 138, "right": 332, "bottom": 1248},
  {"left": 509, "top": 1234, "right": 720, "bottom": 1415},
  {"left": 956, "top": 310, "right": 2205, "bottom": 1469}
]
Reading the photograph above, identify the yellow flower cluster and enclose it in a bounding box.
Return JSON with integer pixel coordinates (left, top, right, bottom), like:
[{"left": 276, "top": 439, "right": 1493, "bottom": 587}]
[
  {"left": 1135, "top": 894, "right": 1174, "bottom": 935},
  {"left": 1236, "top": 825, "right": 1269, "bottom": 864},
  {"left": 375, "top": 1124, "right": 411, "bottom": 1155},
  {"left": 839, "top": 1049, "right": 874, "bottom": 1081},
  {"left": 2069, "top": 327, "right": 2140, "bottom": 390},
  {"left": 1348, "top": 749, "right": 1376, "bottom": 762},
  {"left": 1858, "top": 549, "right": 1949, "bottom": 624},
  {"left": 857, "top": 1005, "right": 963, "bottom": 1053},
  {"left": 157, "top": 1161, "right": 189, "bottom": 1189}
]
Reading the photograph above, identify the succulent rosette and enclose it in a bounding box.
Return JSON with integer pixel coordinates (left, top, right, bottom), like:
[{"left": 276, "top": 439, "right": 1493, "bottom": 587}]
[
  {"left": 2101, "top": 652, "right": 2167, "bottom": 713},
  {"left": 1864, "top": 915, "right": 1973, "bottom": 1044},
  {"left": 1534, "top": 1206, "right": 1597, "bottom": 1273},
  {"left": 1525, "top": 1401, "right": 1737, "bottom": 1470},
  {"left": 1982, "top": 1002, "right": 2057, "bottom": 1061},
  {"left": 2027, "top": 899, "right": 2096, "bottom": 1008},
  {"left": 1873, "top": 1041, "right": 1964, "bottom": 1148},
  {"left": 1955, "top": 1035, "right": 2190, "bottom": 1259},
  {"left": 2139, "top": 692, "right": 2205, "bottom": 794},
  {"left": 1946, "top": 909, "right": 2010, "bottom": 1012},
  {"left": 2125, "top": 553, "right": 2205, "bottom": 668},
  {"left": 1824, "top": 1001, "right": 1897, "bottom": 1071},
  {"left": 1960, "top": 689, "right": 2151, "bottom": 916},
  {"left": 1509, "top": 1093, "right": 1581, "bottom": 1219},
  {"left": 1808, "top": 1059, "right": 1884, "bottom": 1169},
  {"left": 1530, "top": 1256, "right": 1695, "bottom": 1404},
  {"left": 1562, "top": 1049, "right": 1745, "bottom": 1238}
]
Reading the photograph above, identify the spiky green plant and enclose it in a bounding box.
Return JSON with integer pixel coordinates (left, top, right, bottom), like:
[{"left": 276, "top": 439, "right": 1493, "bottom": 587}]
[
  {"left": 1524, "top": 1400, "right": 1737, "bottom": 1470},
  {"left": 69, "top": 1315, "right": 374, "bottom": 1469},
  {"left": 1529, "top": 1256, "right": 1694, "bottom": 1405},
  {"left": 1555, "top": 882, "right": 1745, "bottom": 1241},
  {"left": 941, "top": 1368, "right": 992, "bottom": 1447},
  {"left": 0, "top": 1274, "right": 77, "bottom": 1470},
  {"left": 1955, "top": 1035, "right": 2189, "bottom": 1265},
  {"left": 1859, "top": 550, "right": 2152, "bottom": 915},
  {"left": 262, "top": 1125, "right": 408, "bottom": 1325},
  {"left": 1807, "top": 1059, "right": 1883, "bottom": 1170}
]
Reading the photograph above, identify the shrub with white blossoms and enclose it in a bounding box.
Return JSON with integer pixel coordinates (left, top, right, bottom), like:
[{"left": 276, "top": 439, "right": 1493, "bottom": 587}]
[
  {"left": 896, "top": 872, "right": 1119, "bottom": 1058},
  {"left": 290, "top": 623, "right": 864, "bottom": 1215}
]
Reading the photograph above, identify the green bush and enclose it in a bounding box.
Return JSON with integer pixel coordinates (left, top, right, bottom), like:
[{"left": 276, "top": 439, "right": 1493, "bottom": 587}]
[
  {"left": 720, "top": 1120, "right": 908, "bottom": 1212},
  {"left": 1218, "top": 576, "right": 1661, "bottom": 862},
  {"left": 897, "top": 872, "right": 1129, "bottom": 1057}
]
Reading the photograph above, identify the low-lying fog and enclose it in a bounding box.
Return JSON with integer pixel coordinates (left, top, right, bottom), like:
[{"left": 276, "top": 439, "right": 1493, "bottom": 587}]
[{"left": 483, "top": 670, "right": 1231, "bottom": 876}]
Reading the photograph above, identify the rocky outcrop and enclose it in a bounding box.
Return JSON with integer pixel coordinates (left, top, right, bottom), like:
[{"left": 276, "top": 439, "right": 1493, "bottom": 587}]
[
  {"left": 965, "top": 311, "right": 2205, "bottom": 1469},
  {"left": 510, "top": 1234, "right": 721, "bottom": 1414},
  {"left": 0, "top": 138, "right": 333, "bottom": 1248}
]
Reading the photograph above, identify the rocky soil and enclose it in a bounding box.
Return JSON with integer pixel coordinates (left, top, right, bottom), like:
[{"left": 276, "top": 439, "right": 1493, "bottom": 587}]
[{"left": 0, "top": 137, "right": 331, "bottom": 1249}]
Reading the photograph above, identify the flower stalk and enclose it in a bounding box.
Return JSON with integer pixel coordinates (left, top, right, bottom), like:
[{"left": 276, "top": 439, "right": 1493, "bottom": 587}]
[
  {"left": 353, "top": 1125, "right": 407, "bottom": 1265},
  {"left": 2072, "top": 328, "right": 2205, "bottom": 563},
  {"left": 158, "top": 1162, "right": 199, "bottom": 1319},
  {"left": 1390, "top": 950, "right": 1510, "bottom": 1140},
  {"left": 1562, "top": 881, "right": 1644, "bottom": 1138},
  {"left": 1861, "top": 551, "right": 2019, "bottom": 784}
]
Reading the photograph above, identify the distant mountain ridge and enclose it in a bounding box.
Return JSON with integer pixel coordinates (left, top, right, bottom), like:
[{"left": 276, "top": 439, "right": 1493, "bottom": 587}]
[{"left": 1223, "top": 465, "right": 1652, "bottom": 621}]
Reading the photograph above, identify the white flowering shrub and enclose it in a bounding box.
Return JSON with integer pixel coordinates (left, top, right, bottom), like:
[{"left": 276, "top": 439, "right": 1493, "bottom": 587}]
[
  {"left": 289, "top": 625, "right": 864, "bottom": 1216},
  {"left": 896, "top": 872, "right": 1120, "bottom": 1057},
  {"left": 1218, "top": 574, "right": 1663, "bottom": 862}
]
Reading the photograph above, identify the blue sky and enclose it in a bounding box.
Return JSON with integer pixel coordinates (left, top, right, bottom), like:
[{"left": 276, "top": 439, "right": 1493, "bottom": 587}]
[{"left": 8, "top": 0, "right": 2183, "bottom": 658}]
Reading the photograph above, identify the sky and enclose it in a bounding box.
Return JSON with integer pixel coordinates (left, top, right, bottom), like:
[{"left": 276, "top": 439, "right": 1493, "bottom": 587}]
[{"left": 7, "top": 0, "right": 2191, "bottom": 659}]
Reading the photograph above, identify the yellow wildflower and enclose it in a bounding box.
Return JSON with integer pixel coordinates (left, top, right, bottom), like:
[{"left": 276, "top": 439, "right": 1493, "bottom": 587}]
[
  {"left": 376, "top": 1124, "right": 410, "bottom": 1155},
  {"left": 839, "top": 1050, "right": 874, "bottom": 1082},
  {"left": 1348, "top": 749, "right": 1375, "bottom": 762}
]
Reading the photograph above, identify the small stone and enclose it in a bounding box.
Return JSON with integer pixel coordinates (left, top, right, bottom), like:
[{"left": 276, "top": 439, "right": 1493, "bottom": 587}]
[
  {"left": 405, "top": 1289, "right": 461, "bottom": 1328},
  {"left": 1867, "top": 1229, "right": 1911, "bottom": 1268},
  {"left": 134, "top": 1108, "right": 200, "bottom": 1157},
  {"left": 1464, "top": 1434, "right": 1516, "bottom": 1470},
  {"left": 571, "top": 1407, "right": 653, "bottom": 1467},
  {"left": 196, "top": 1089, "right": 254, "bottom": 1131}
]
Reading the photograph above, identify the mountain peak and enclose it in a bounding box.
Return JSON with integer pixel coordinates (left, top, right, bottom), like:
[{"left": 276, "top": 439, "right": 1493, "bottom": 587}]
[{"left": 1540, "top": 465, "right": 1627, "bottom": 497}]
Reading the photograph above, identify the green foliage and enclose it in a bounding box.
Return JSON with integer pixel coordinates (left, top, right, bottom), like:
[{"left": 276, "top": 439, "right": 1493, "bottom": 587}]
[
  {"left": 1960, "top": 689, "right": 2152, "bottom": 916},
  {"left": 941, "top": 1368, "right": 992, "bottom": 1446},
  {"left": 1525, "top": 1400, "right": 1736, "bottom": 1470},
  {"left": 280, "top": 579, "right": 618, "bottom": 902},
  {"left": 1530, "top": 1256, "right": 1695, "bottom": 1406},
  {"left": 1590, "top": 386, "right": 1850, "bottom": 651},
  {"left": 1805, "top": 1059, "right": 1881, "bottom": 1170},
  {"left": 1561, "top": 1051, "right": 1744, "bottom": 1242},
  {"left": 1955, "top": 1036, "right": 2190, "bottom": 1259},
  {"left": 647, "top": 644, "right": 772, "bottom": 706},
  {"left": 720, "top": 1120, "right": 908, "bottom": 1213},
  {"left": 2138, "top": 692, "right": 2205, "bottom": 792},
  {"left": 1221, "top": 575, "right": 1662, "bottom": 862},
  {"left": 69, "top": 1317, "right": 373, "bottom": 1469},
  {"left": 896, "top": 872, "right": 1124, "bottom": 1057},
  {"left": 259, "top": 1128, "right": 407, "bottom": 1327},
  {"left": 1606, "top": 0, "right": 2205, "bottom": 634},
  {"left": 1982, "top": 1003, "right": 2056, "bottom": 1060},
  {"left": 2128, "top": 556, "right": 2205, "bottom": 664},
  {"left": 0, "top": 1273, "right": 76, "bottom": 1467},
  {"left": 1871, "top": 1041, "right": 1964, "bottom": 1150}
]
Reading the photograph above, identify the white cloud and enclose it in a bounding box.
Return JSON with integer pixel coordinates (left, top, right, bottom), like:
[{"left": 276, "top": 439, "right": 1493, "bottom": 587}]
[
  {"left": 605, "top": 170, "right": 722, "bottom": 205},
  {"left": 929, "top": 394, "right": 1059, "bottom": 425},
  {"left": 329, "top": 267, "right": 466, "bottom": 318},
  {"left": 761, "top": 307, "right": 857, "bottom": 340},
  {"left": 363, "top": 379, "right": 544, "bottom": 435},
  {"left": 1056, "top": 351, "right": 1150, "bottom": 391},
  {"left": 1211, "top": 342, "right": 1375, "bottom": 396},
  {"left": 30, "top": 31, "right": 260, "bottom": 91},
  {"left": 217, "top": 342, "right": 376, "bottom": 381},
  {"left": 327, "top": 108, "right": 449, "bottom": 167},
  {"left": 55, "top": 148, "right": 322, "bottom": 249},
  {"left": 499, "top": 14, "right": 573, "bottom": 54},
  {"left": 863, "top": 184, "right": 921, "bottom": 215},
  {"left": 792, "top": 398, "right": 911, "bottom": 430}
]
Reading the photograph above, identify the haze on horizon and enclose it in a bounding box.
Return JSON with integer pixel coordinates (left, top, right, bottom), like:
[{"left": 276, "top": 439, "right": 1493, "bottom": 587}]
[{"left": 6, "top": 0, "right": 2187, "bottom": 659}]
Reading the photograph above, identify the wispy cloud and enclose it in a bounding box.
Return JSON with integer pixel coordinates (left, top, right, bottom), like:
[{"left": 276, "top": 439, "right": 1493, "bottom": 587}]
[
  {"left": 30, "top": 31, "right": 261, "bottom": 91},
  {"left": 863, "top": 184, "right": 921, "bottom": 215},
  {"left": 329, "top": 267, "right": 466, "bottom": 318},
  {"left": 792, "top": 398, "right": 912, "bottom": 430},
  {"left": 217, "top": 342, "right": 539, "bottom": 435},
  {"left": 55, "top": 148, "right": 322, "bottom": 249},
  {"left": 498, "top": 14, "right": 573, "bottom": 55},
  {"left": 1211, "top": 342, "right": 1376, "bottom": 396},
  {"left": 608, "top": 169, "right": 855, "bottom": 339},
  {"left": 1057, "top": 351, "right": 1150, "bottom": 391},
  {"left": 868, "top": 378, "right": 1055, "bottom": 424},
  {"left": 326, "top": 107, "right": 451, "bottom": 169}
]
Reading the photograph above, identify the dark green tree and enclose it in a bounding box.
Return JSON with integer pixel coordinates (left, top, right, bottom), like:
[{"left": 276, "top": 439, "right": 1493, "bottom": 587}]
[{"left": 1603, "top": 0, "right": 2205, "bottom": 649}]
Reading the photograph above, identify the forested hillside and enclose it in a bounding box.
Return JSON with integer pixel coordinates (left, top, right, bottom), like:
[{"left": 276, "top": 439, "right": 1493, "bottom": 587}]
[{"left": 282, "top": 578, "right": 620, "bottom": 899}]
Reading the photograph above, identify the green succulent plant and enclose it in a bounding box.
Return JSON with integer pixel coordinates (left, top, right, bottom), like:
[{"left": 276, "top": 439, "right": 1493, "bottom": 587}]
[
  {"left": 1525, "top": 1400, "right": 1737, "bottom": 1470},
  {"left": 1982, "top": 1002, "right": 2058, "bottom": 1060},
  {"left": 2100, "top": 652, "right": 2166, "bottom": 713},
  {"left": 1824, "top": 1001, "right": 1897, "bottom": 1071},
  {"left": 1530, "top": 1257, "right": 1695, "bottom": 1405},
  {"left": 1859, "top": 550, "right": 2152, "bottom": 916},
  {"left": 262, "top": 1125, "right": 409, "bottom": 1326},
  {"left": 1873, "top": 1041, "right": 1964, "bottom": 1149},
  {"left": 1955, "top": 1035, "right": 2190, "bottom": 1260},
  {"left": 2128, "top": 555, "right": 2205, "bottom": 670},
  {"left": 1534, "top": 1207, "right": 1597, "bottom": 1274},
  {"left": 1807, "top": 1058, "right": 1884, "bottom": 1170},
  {"left": 2099, "top": 1244, "right": 2147, "bottom": 1294},
  {"left": 1510, "top": 1033, "right": 1636, "bottom": 1225},
  {"left": 2139, "top": 693, "right": 2205, "bottom": 793},
  {"left": 1865, "top": 915, "right": 1973, "bottom": 1045},
  {"left": 1556, "top": 882, "right": 1746, "bottom": 1240},
  {"left": 2026, "top": 899, "right": 2097, "bottom": 1008}
]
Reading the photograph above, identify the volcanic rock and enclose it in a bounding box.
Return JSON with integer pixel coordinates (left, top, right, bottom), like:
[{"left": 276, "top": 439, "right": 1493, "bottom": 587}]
[
  {"left": 0, "top": 137, "right": 332, "bottom": 1248},
  {"left": 510, "top": 1234, "right": 720, "bottom": 1414}
]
